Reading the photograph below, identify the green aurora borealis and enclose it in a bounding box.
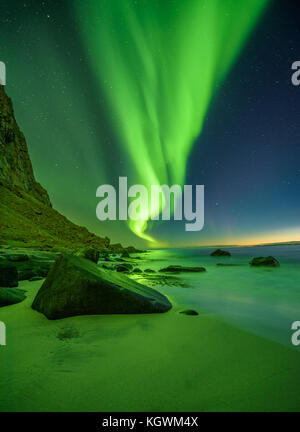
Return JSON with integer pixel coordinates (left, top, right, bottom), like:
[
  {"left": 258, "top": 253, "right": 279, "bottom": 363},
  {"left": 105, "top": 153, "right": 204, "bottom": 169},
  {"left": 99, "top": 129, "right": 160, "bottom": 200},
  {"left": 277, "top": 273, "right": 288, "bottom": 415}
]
[
  {"left": 75, "top": 0, "right": 269, "bottom": 242},
  {"left": 2, "top": 0, "right": 300, "bottom": 248}
]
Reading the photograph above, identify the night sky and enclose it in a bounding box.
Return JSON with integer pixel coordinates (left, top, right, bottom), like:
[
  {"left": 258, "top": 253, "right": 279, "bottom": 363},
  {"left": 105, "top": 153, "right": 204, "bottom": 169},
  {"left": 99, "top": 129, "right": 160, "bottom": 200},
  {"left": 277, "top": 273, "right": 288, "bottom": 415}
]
[{"left": 0, "top": 0, "right": 299, "bottom": 247}]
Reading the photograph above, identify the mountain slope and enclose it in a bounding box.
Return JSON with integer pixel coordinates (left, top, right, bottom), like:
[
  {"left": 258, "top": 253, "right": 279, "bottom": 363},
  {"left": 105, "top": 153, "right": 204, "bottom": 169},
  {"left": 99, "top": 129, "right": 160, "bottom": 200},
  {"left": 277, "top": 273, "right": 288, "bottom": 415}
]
[{"left": 0, "top": 85, "right": 124, "bottom": 251}]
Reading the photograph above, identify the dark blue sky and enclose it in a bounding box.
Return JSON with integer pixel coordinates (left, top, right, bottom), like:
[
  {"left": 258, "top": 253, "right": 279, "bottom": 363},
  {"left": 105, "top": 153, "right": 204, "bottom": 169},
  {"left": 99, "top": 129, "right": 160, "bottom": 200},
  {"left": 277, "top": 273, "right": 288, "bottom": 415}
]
[{"left": 153, "top": 0, "right": 300, "bottom": 245}]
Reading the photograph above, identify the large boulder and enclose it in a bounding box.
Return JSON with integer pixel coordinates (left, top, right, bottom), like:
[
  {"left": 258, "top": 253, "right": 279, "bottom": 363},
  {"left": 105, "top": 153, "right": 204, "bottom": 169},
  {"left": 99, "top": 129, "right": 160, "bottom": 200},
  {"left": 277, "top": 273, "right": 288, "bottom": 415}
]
[
  {"left": 31, "top": 254, "right": 172, "bottom": 319},
  {"left": 0, "top": 263, "right": 18, "bottom": 287},
  {"left": 250, "top": 256, "right": 280, "bottom": 267},
  {"left": 210, "top": 249, "right": 231, "bottom": 257},
  {"left": 159, "top": 265, "right": 206, "bottom": 273},
  {"left": 0, "top": 288, "right": 26, "bottom": 307}
]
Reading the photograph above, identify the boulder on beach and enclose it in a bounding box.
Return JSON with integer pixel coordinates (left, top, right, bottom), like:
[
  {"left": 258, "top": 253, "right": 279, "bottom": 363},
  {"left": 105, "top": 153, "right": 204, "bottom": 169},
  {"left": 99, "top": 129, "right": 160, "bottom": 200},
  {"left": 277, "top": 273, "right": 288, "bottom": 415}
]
[
  {"left": 159, "top": 265, "right": 206, "bottom": 273},
  {"left": 144, "top": 268, "right": 156, "bottom": 273},
  {"left": 31, "top": 254, "right": 172, "bottom": 319},
  {"left": 250, "top": 256, "right": 280, "bottom": 267},
  {"left": 0, "top": 287, "right": 26, "bottom": 307},
  {"left": 17, "top": 258, "right": 54, "bottom": 281},
  {"left": 116, "top": 263, "right": 133, "bottom": 272},
  {"left": 132, "top": 268, "right": 142, "bottom": 274},
  {"left": 7, "top": 253, "right": 29, "bottom": 262},
  {"left": 0, "top": 263, "right": 18, "bottom": 287},
  {"left": 210, "top": 249, "right": 231, "bottom": 257},
  {"left": 75, "top": 247, "right": 99, "bottom": 264}
]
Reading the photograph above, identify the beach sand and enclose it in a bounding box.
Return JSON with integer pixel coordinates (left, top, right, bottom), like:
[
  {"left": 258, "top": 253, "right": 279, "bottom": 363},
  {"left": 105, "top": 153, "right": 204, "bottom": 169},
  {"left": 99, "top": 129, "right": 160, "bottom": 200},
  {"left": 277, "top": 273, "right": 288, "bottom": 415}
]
[{"left": 1, "top": 277, "right": 300, "bottom": 412}]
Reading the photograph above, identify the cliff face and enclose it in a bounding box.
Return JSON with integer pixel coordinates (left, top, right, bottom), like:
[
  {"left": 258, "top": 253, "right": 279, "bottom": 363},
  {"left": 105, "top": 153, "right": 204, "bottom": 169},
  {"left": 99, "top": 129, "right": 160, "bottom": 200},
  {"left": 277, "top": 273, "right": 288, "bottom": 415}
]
[
  {"left": 0, "top": 85, "right": 51, "bottom": 206},
  {"left": 0, "top": 86, "right": 120, "bottom": 251}
]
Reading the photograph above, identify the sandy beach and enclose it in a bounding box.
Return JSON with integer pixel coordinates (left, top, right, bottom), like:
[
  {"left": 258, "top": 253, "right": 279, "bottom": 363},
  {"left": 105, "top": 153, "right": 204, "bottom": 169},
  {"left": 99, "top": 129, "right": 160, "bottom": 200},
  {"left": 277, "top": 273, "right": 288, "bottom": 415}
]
[{"left": 1, "top": 272, "right": 300, "bottom": 412}]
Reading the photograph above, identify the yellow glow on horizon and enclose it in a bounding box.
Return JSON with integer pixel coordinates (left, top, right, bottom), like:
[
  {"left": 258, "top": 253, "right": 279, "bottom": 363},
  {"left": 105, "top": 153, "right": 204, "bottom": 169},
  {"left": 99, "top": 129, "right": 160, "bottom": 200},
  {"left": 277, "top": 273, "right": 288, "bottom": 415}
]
[{"left": 176, "top": 227, "right": 300, "bottom": 248}]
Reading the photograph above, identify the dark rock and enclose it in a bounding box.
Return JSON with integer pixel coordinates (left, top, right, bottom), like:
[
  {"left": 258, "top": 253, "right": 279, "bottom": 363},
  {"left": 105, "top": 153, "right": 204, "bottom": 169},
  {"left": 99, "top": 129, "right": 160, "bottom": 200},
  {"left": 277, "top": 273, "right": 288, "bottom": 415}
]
[
  {"left": 116, "top": 263, "right": 133, "bottom": 272},
  {"left": 250, "top": 256, "right": 280, "bottom": 267},
  {"left": 210, "top": 249, "right": 231, "bottom": 257},
  {"left": 126, "top": 246, "right": 137, "bottom": 253},
  {"left": 18, "top": 268, "right": 36, "bottom": 281},
  {"left": 0, "top": 263, "right": 18, "bottom": 287},
  {"left": 75, "top": 247, "right": 99, "bottom": 264},
  {"left": 159, "top": 265, "right": 206, "bottom": 273},
  {"left": 121, "top": 250, "right": 130, "bottom": 258},
  {"left": 29, "top": 276, "right": 44, "bottom": 282},
  {"left": 102, "top": 264, "right": 114, "bottom": 270},
  {"left": 17, "top": 260, "right": 52, "bottom": 281},
  {"left": 7, "top": 253, "right": 29, "bottom": 262},
  {"left": 132, "top": 268, "right": 142, "bottom": 274},
  {"left": 179, "top": 309, "right": 199, "bottom": 316},
  {"left": 144, "top": 268, "right": 156, "bottom": 273},
  {"left": 0, "top": 287, "right": 26, "bottom": 307},
  {"left": 31, "top": 254, "right": 172, "bottom": 319},
  {"left": 110, "top": 243, "right": 123, "bottom": 253}
]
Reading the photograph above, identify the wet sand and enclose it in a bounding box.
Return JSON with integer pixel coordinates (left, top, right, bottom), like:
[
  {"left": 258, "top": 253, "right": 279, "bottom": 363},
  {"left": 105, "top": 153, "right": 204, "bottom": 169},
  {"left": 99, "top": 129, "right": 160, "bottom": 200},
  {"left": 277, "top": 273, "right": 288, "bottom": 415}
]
[{"left": 1, "top": 278, "right": 300, "bottom": 412}]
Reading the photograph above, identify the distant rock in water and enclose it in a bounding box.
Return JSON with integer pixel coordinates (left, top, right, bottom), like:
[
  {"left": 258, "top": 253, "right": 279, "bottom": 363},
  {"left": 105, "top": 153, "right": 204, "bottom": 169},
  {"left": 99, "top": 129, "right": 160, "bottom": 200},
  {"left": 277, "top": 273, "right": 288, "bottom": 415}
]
[
  {"left": 32, "top": 255, "right": 172, "bottom": 319},
  {"left": 216, "top": 263, "right": 239, "bottom": 267},
  {"left": 0, "top": 287, "right": 26, "bottom": 307},
  {"left": 250, "top": 256, "right": 280, "bottom": 267},
  {"left": 0, "top": 263, "right": 18, "bottom": 287},
  {"left": 210, "top": 249, "right": 231, "bottom": 257},
  {"left": 179, "top": 309, "right": 199, "bottom": 316},
  {"left": 75, "top": 247, "right": 100, "bottom": 264},
  {"left": 159, "top": 265, "right": 206, "bottom": 273}
]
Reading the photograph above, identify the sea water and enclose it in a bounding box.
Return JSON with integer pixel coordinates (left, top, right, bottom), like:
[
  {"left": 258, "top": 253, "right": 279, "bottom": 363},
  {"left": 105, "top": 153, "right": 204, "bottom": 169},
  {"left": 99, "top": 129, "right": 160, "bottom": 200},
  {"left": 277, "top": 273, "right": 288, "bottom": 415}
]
[{"left": 139, "top": 245, "right": 300, "bottom": 346}]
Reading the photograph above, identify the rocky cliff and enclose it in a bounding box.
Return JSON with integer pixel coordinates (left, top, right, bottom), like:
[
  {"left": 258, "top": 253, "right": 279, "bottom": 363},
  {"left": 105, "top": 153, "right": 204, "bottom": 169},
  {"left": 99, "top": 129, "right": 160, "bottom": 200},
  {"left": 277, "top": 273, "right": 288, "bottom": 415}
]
[
  {"left": 0, "top": 85, "right": 51, "bottom": 206},
  {"left": 0, "top": 85, "right": 129, "bottom": 252}
]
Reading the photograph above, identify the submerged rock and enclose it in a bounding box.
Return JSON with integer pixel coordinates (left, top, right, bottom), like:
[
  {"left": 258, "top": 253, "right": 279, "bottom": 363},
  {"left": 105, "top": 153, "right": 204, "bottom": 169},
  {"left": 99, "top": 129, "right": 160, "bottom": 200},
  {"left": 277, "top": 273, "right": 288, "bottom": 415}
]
[
  {"left": 210, "top": 249, "right": 231, "bottom": 257},
  {"left": 159, "top": 265, "right": 206, "bottom": 273},
  {"left": 179, "top": 309, "right": 199, "bottom": 316},
  {"left": 250, "top": 256, "right": 280, "bottom": 267},
  {"left": 32, "top": 254, "right": 172, "bottom": 319},
  {"left": 0, "top": 263, "right": 18, "bottom": 287},
  {"left": 0, "top": 287, "right": 26, "bottom": 307}
]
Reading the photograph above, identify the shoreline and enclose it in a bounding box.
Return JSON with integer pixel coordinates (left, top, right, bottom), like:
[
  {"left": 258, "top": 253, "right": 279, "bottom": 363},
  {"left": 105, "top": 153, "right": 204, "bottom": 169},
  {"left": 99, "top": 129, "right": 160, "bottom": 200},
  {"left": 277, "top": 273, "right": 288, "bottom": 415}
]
[{"left": 1, "top": 277, "right": 300, "bottom": 412}]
